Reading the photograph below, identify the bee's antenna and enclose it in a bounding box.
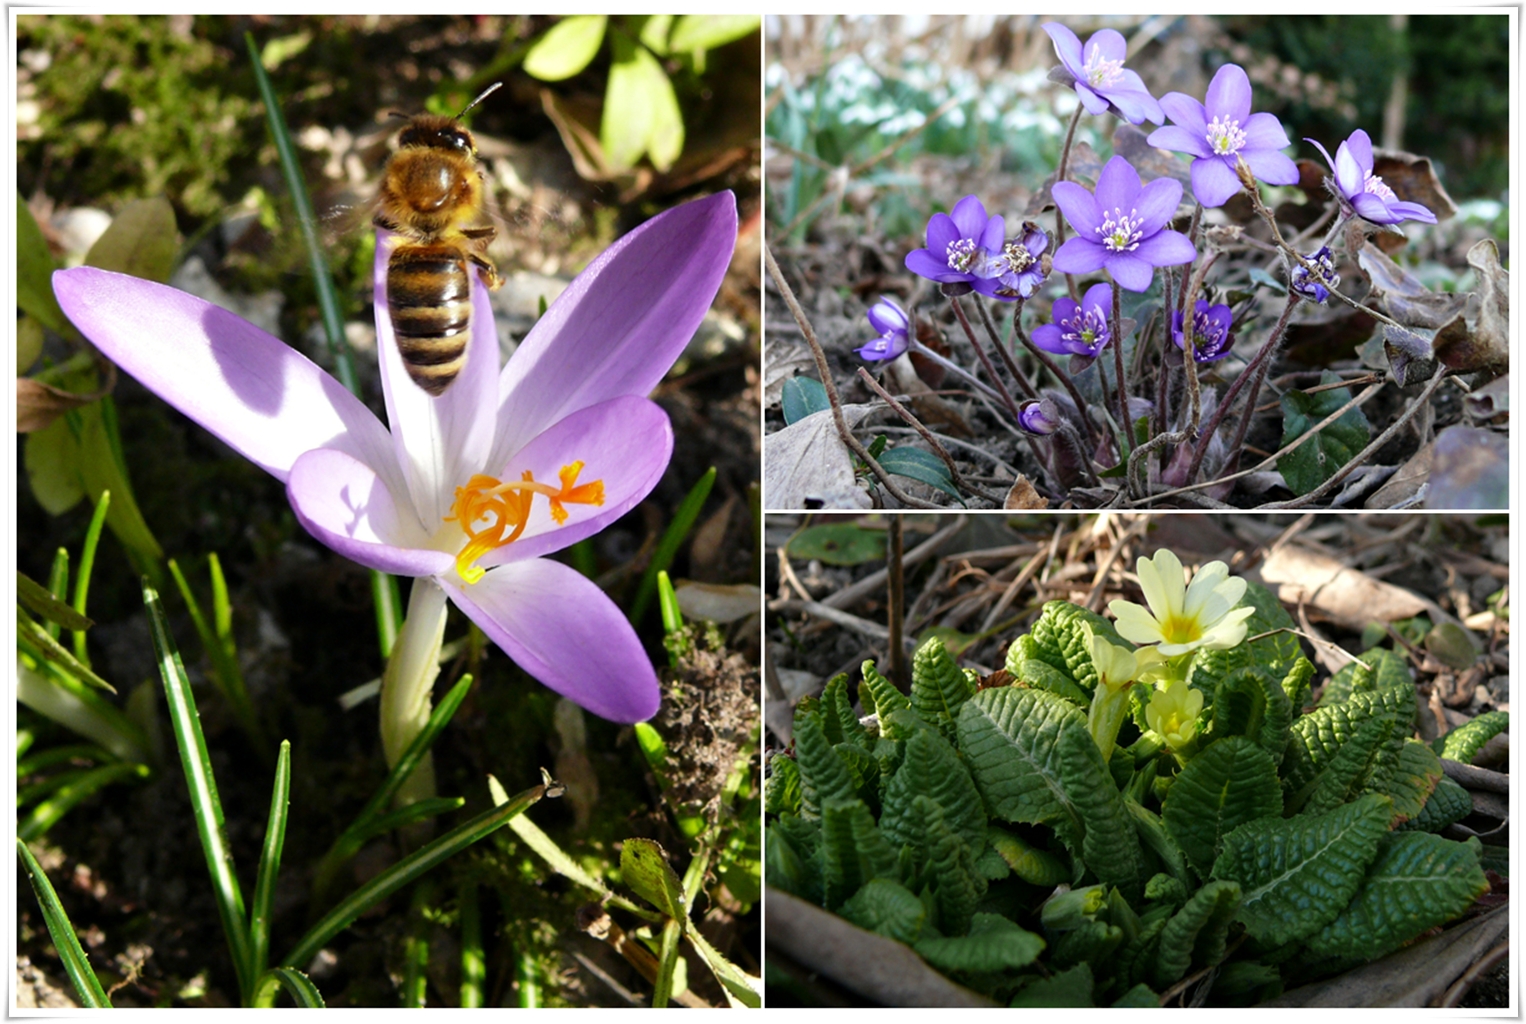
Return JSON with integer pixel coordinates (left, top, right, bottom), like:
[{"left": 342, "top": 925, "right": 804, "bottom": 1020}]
[
  {"left": 386, "top": 110, "right": 410, "bottom": 123},
  {"left": 456, "top": 82, "right": 503, "bottom": 120}
]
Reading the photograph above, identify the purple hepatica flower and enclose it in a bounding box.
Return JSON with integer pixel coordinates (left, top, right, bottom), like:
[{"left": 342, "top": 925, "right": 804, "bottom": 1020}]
[
  {"left": 1291, "top": 246, "right": 1340, "bottom": 304},
  {"left": 1171, "top": 300, "right": 1235, "bottom": 362},
  {"left": 1018, "top": 396, "right": 1062, "bottom": 436},
  {"left": 992, "top": 222, "right": 1050, "bottom": 300},
  {"left": 52, "top": 192, "right": 738, "bottom": 724},
  {"left": 1147, "top": 63, "right": 1299, "bottom": 208},
  {"left": 857, "top": 296, "right": 911, "bottom": 361},
  {"left": 904, "top": 195, "right": 1007, "bottom": 296},
  {"left": 1032, "top": 282, "right": 1114, "bottom": 357},
  {"left": 1051, "top": 156, "right": 1196, "bottom": 292},
  {"left": 1043, "top": 23, "right": 1164, "bottom": 126},
  {"left": 1306, "top": 129, "right": 1437, "bottom": 227}
]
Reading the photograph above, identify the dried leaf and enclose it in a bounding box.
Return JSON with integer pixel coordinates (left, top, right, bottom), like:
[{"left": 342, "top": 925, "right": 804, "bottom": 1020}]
[
  {"left": 762, "top": 404, "right": 874, "bottom": 509},
  {"left": 17, "top": 373, "right": 113, "bottom": 434},
  {"left": 674, "top": 581, "right": 762, "bottom": 624},
  {"left": 1023, "top": 141, "right": 1103, "bottom": 219},
  {"left": 1003, "top": 475, "right": 1048, "bottom": 510},
  {"left": 1371, "top": 146, "right": 1458, "bottom": 222},
  {"left": 1252, "top": 545, "right": 1428, "bottom": 631},
  {"left": 1112, "top": 123, "right": 1191, "bottom": 191},
  {"left": 1425, "top": 425, "right": 1507, "bottom": 510},
  {"left": 1432, "top": 239, "right": 1509, "bottom": 374},
  {"left": 1463, "top": 374, "right": 1508, "bottom": 426},
  {"left": 1357, "top": 243, "right": 1466, "bottom": 330},
  {"left": 1381, "top": 324, "right": 1436, "bottom": 387}
]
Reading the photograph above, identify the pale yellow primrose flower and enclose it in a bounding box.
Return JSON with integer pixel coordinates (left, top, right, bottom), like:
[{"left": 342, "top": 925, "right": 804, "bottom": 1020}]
[
  {"left": 1087, "top": 635, "right": 1164, "bottom": 762},
  {"left": 1108, "top": 548, "right": 1255, "bottom": 657},
  {"left": 1146, "top": 678, "right": 1204, "bottom": 749}
]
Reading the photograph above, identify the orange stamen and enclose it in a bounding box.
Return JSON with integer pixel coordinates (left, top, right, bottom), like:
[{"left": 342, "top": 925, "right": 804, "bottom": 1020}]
[{"left": 445, "top": 462, "right": 605, "bottom": 583}]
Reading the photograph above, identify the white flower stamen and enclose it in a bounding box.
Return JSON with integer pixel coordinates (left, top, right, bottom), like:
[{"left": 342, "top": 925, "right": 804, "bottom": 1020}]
[
  {"left": 1083, "top": 45, "right": 1125, "bottom": 89},
  {"left": 1362, "top": 170, "right": 1398, "bottom": 203},
  {"left": 1206, "top": 115, "right": 1247, "bottom": 156},
  {"left": 1096, "top": 208, "right": 1144, "bottom": 252},
  {"left": 946, "top": 237, "right": 980, "bottom": 273}
]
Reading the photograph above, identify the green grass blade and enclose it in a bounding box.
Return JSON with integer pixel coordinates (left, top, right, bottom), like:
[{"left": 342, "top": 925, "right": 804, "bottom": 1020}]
[
  {"left": 167, "top": 557, "right": 263, "bottom": 751},
  {"left": 656, "top": 570, "right": 684, "bottom": 667},
  {"left": 356, "top": 797, "right": 466, "bottom": 843},
  {"left": 251, "top": 966, "right": 327, "bottom": 1008},
  {"left": 71, "top": 489, "right": 111, "bottom": 665},
  {"left": 283, "top": 776, "right": 556, "bottom": 970},
  {"left": 17, "top": 743, "right": 111, "bottom": 778},
  {"left": 17, "top": 839, "right": 112, "bottom": 1007},
  {"left": 243, "top": 30, "right": 354, "bottom": 392},
  {"left": 17, "top": 652, "right": 149, "bottom": 762},
  {"left": 145, "top": 580, "right": 255, "bottom": 1002},
  {"left": 250, "top": 740, "right": 292, "bottom": 981},
  {"left": 18, "top": 607, "right": 115, "bottom": 693},
  {"left": 459, "top": 882, "right": 485, "bottom": 1008},
  {"left": 629, "top": 466, "right": 716, "bottom": 625},
  {"left": 46, "top": 548, "right": 70, "bottom": 640},
  {"left": 371, "top": 571, "right": 403, "bottom": 659},
  {"left": 687, "top": 926, "right": 762, "bottom": 1008},
  {"left": 401, "top": 878, "right": 436, "bottom": 1007},
  {"left": 18, "top": 762, "right": 151, "bottom": 840},
  {"left": 17, "top": 728, "right": 35, "bottom": 760},
  {"left": 651, "top": 916, "right": 684, "bottom": 1008}
]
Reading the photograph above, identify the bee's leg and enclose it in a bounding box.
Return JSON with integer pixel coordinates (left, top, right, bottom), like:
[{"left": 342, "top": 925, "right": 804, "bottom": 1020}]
[
  {"left": 462, "top": 226, "right": 496, "bottom": 243},
  {"left": 469, "top": 252, "right": 504, "bottom": 290},
  {"left": 373, "top": 211, "right": 401, "bottom": 231}
]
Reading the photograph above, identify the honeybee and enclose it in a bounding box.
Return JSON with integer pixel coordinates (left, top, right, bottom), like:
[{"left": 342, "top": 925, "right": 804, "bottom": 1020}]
[{"left": 373, "top": 83, "right": 504, "bottom": 396}]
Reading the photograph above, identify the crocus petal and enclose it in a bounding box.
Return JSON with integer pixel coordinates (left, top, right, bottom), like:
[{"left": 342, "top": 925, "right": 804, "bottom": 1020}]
[
  {"left": 1043, "top": 22, "right": 1085, "bottom": 75},
  {"left": 1051, "top": 181, "right": 1102, "bottom": 237},
  {"left": 474, "top": 395, "right": 673, "bottom": 568},
  {"left": 1205, "top": 64, "right": 1251, "bottom": 124},
  {"left": 441, "top": 559, "right": 661, "bottom": 722},
  {"left": 1157, "top": 94, "right": 1208, "bottom": 142},
  {"left": 1051, "top": 237, "right": 1107, "bottom": 275},
  {"left": 949, "top": 195, "right": 990, "bottom": 241},
  {"left": 1190, "top": 157, "right": 1242, "bottom": 208},
  {"left": 375, "top": 236, "right": 502, "bottom": 529},
  {"left": 492, "top": 192, "right": 736, "bottom": 469},
  {"left": 287, "top": 448, "right": 454, "bottom": 577},
  {"left": 52, "top": 267, "right": 398, "bottom": 491}
]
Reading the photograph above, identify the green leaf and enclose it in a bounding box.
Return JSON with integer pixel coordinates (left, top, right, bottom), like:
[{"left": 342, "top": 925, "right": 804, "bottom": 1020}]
[
  {"left": 523, "top": 15, "right": 608, "bottom": 80},
  {"left": 668, "top": 14, "right": 760, "bottom": 52},
  {"left": 1298, "top": 709, "right": 1393, "bottom": 817},
  {"left": 793, "top": 708, "right": 858, "bottom": 818},
  {"left": 780, "top": 376, "right": 830, "bottom": 425},
  {"left": 1163, "top": 737, "right": 1282, "bottom": 878},
  {"left": 18, "top": 571, "right": 92, "bottom": 631},
  {"left": 1154, "top": 879, "right": 1241, "bottom": 987},
  {"left": 602, "top": 34, "right": 684, "bottom": 171},
  {"left": 24, "top": 417, "right": 86, "bottom": 515},
  {"left": 787, "top": 523, "right": 885, "bottom": 565},
  {"left": 18, "top": 608, "right": 115, "bottom": 693},
  {"left": 840, "top": 878, "right": 926, "bottom": 943},
  {"left": 1010, "top": 963, "right": 1094, "bottom": 1007},
  {"left": 83, "top": 196, "right": 179, "bottom": 283},
  {"left": 1304, "top": 832, "right": 1488, "bottom": 962},
  {"left": 858, "top": 659, "right": 913, "bottom": 733},
  {"left": 959, "top": 687, "right": 1140, "bottom": 888},
  {"left": 1284, "top": 681, "right": 1414, "bottom": 812},
  {"left": 1424, "top": 621, "right": 1480, "bottom": 670},
  {"left": 915, "top": 912, "right": 1044, "bottom": 973},
  {"left": 765, "top": 821, "right": 814, "bottom": 902},
  {"left": 877, "top": 446, "right": 964, "bottom": 504},
  {"left": 1112, "top": 982, "right": 1160, "bottom": 1007},
  {"left": 879, "top": 727, "right": 985, "bottom": 859},
  {"left": 251, "top": 967, "right": 326, "bottom": 1008},
  {"left": 1007, "top": 656, "right": 1090, "bottom": 706},
  {"left": 1248, "top": 267, "right": 1287, "bottom": 293},
  {"left": 1211, "top": 793, "right": 1392, "bottom": 947},
  {"left": 1277, "top": 371, "right": 1372, "bottom": 495},
  {"left": 818, "top": 798, "right": 898, "bottom": 909},
  {"left": 1319, "top": 645, "right": 1413, "bottom": 707},
  {"left": 17, "top": 839, "right": 111, "bottom": 1007},
  {"left": 1013, "top": 601, "right": 1126, "bottom": 696},
  {"left": 764, "top": 751, "right": 801, "bottom": 816},
  {"left": 17, "top": 761, "right": 151, "bottom": 842},
  {"left": 250, "top": 740, "right": 291, "bottom": 981},
  {"left": 17, "top": 193, "right": 67, "bottom": 333},
  {"left": 1188, "top": 584, "right": 1302, "bottom": 694},
  {"left": 631, "top": 466, "right": 715, "bottom": 625},
  {"left": 909, "top": 636, "right": 976, "bottom": 741},
  {"left": 1125, "top": 799, "right": 1190, "bottom": 884},
  {"left": 1370, "top": 739, "right": 1444, "bottom": 827},
  {"left": 622, "top": 838, "right": 686, "bottom": 919},
  {"left": 916, "top": 795, "right": 980, "bottom": 936},
  {"left": 1400, "top": 774, "right": 1472, "bottom": 833},
  {"left": 988, "top": 826, "right": 1069, "bottom": 886},
  {"left": 1434, "top": 710, "right": 1509, "bottom": 763},
  {"left": 821, "top": 673, "right": 868, "bottom": 748}
]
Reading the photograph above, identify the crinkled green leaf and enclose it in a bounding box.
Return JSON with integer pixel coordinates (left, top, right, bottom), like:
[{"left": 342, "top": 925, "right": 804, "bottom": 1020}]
[
  {"left": 1010, "top": 963, "right": 1093, "bottom": 1007},
  {"left": 1052, "top": 919, "right": 1123, "bottom": 970},
  {"left": 1283, "top": 681, "right": 1415, "bottom": 808},
  {"left": 1372, "top": 739, "right": 1444, "bottom": 827},
  {"left": 1400, "top": 774, "right": 1472, "bottom": 833},
  {"left": 1211, "top": 793, "right": 1392, "bottom": 947},
  {"left": 1163, "top": 737, "right": 1282, "bottom": 878},
  {"left": 910, "top": 636, "right": 976, "bottom": 742},
  {"left": 1277, "top": 371, "right": 1372, "bottom": 496},
  {"left": 1006, "top": 656, "right": 1090, "bottom": 706},
  {"left": 1434, "top": 710, "right": 1509, "bottom": 763},
  {"left": 840, "top": 878, "right": 926, "bottom": 944},
  {"left": 1304, "top": 831, "right": 1488, "bottom": 962},
  {"left": 1112, "top": 982, "right": 1160, "bottom": 1007},
  {"left": 1015, "top": 601, "right": 1125, "bottom": 695},
  {"left": 958, "top": 688, "right": 1140, "bottom": 888},
  {"left": 793, "top": 709, "right": 856, "bottom": 819},
  {"left": 1318, "top": 645, "right": 1413, "bottom": 707},
  {"left": 1125, "top": 799, "right": 1190, "bottom": 885},
  {"left": 764, "top": 752, "right": 801, "bottom": 816},
  {"left": 879, "top": 727, "right": 985, "bottom": 859},
  {"left": 988, "top": 826, "right": 1069, "bottom": 887},
  {"left": 1154, "top": 879, "right": 1241, "bottom": 987},
  {"left": 1116, "top": 916, "right": 1167, "bottom": 991},
  {"left": 914, "top": 912, "right": 1044, "bottom": 973},
  {"left": 818, "top": 798, "right": 898, "bottom": 910},
  {"left": 820, "top": 673, "right": 867, "bottom": 747},
  {"left": 914, "top": 796, "right": 980, "bottom": 936},
  {"left": 1209, "top": 666, "right": 1294, "bottom": 765},
  {"left": 834, "top": 741, "right": 881, "bottom": 812},
  {"left": 1144, "top": 872, "right": 1187, "bottom": 908},
  {"left": 1296, "top": 710, "right": 1394, "bottom": 817},
  {"left": 765, "top": 825, "right": 810, "bottom": 901},
  {"left": 1188, "top": 583, "right": 1301, "bottom": 696},
  {"left": 859, "top": 660, "right": 914, "bottom": 736},
  {"left": 1280, "top": 657, "right": 1316, "bottom": 713}
]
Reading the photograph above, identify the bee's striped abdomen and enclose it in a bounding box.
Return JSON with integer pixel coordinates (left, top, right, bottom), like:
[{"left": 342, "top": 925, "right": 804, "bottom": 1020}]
[{"left": 386, "top": 243, "right": 472, "bottom": 396}]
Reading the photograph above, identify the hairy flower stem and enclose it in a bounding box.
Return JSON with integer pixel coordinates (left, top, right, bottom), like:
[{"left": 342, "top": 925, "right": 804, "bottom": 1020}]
[
  {"left": 380, "top": 577, "right": 448, "bottom": 806},
  {"left": 1110, "top": 283, "right": 1131, "bottom": 454},
  {"left": 855, "top": 366, "right": 1005, "bottom": 503},
  {"left": 1185, "top": 294, "right": 1300, "bottom": 485},
  {"left": 1055, "top": 104, "right": 1084, "bottom": 303},
  {"left": 951, "top": 296, "right": 1024, "bottom": 423},
  {"left": 972, "top": 299, "right": 1039, "bottom": 400},
  {"left": 906, "top": 340, "right": 1004, "bottom": 405}
]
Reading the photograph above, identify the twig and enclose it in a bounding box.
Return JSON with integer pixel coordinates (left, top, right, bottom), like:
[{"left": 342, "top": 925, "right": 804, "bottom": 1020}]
[
  {"left": 855, "top": 368, "right": 1005, "bottom": 504},
  {"left": 887, "top": 518, "right": 907, "bottom": 692},
  {"left": 766, "top": 244, "right": 941, "bottom": 508},
  {"left": 768, "top": 599, "right": 890, "bottom": 640},
  {"left": 1438, "top": 939, "right": 1509, "bottom": 1008}
]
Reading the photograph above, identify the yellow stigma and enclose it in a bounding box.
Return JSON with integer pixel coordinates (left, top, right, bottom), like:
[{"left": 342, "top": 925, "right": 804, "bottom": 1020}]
[{"left": 445, "top": 463, "right": 605, "bottom": 584}]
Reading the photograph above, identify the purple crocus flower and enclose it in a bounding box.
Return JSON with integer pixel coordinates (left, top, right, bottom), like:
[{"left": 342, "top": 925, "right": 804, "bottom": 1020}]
[
  {"left": 52, "top": 192, "right": 738, "bottom": 725},
  {"left": 1171, "top": 300, "right": 1235, "bottom": 362},
  {"left": 904, "top": 195, "right": 1007, "bottom": 296},
  {"left": 1018, "top": 396, "right": 1062, "bottom": 436},
  {"left": 857, "top": 296, "right": 911, "bottom": 361},
  {"left": 992, "top": 222, "right": 1050, "bottom": 300},
  {"left": 1043, "top": 23, "right": 1164, "bottom": 126},
  {"left": 1051, "top": 156, "right": 1196, "bottom": 292},
  {"left": 1032, "top": 282, "right": 1114, "bottom": 357},
  {"left": 1306, "top": 129, "right": 1438, "bottom": 227},
  {"left": 1147, "top": 63, "right": 1299, "bottom": 208},
  {"left": 1291, "top": 246, "right": 1340, "bottom": 304}
]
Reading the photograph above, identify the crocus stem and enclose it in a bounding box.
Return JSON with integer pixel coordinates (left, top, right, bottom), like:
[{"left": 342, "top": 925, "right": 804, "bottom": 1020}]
[
  {"left": 1185, "top": 295, "right": 1300, "bottom": 485},
  {"left": 973, "top": 299, "right": 1039, "bottom": 400},
  {"left": 380, "top": 577, "right": 448, "bottom": 806},
  {"left": 951, "top": 296, "right": 1024, "bottom": 423},
  {"left": 1055, "top": 105, "right": 1083, "bottom": 304}
]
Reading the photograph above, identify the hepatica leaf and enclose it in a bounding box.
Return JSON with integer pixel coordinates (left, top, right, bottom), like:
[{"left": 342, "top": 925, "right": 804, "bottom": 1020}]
[{"left": 1277, "top": 371, "right": 1371, "bottom": 496}]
